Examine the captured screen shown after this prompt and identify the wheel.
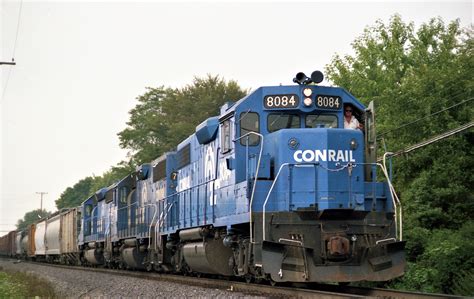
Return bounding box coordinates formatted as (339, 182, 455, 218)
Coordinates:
(269, 278, 278, 286)
(338, 282, 350, 286)
(245, 275, 253, 284)
(145, 263, 153, 272)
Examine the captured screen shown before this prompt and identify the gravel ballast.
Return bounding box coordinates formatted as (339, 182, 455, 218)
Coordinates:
(0, 259, 262, 298)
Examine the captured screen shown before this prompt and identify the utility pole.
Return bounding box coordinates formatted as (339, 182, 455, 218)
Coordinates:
(0, 61, 16, 65)
(36, 192, 47, 210)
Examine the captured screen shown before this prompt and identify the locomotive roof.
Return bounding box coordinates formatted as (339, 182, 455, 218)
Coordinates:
(231, 84, 365, 112)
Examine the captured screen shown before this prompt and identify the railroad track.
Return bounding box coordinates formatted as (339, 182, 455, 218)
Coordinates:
(3, 258, 464, 298)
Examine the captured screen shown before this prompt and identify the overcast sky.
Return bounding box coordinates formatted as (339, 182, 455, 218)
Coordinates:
(0, 0, 472, 234)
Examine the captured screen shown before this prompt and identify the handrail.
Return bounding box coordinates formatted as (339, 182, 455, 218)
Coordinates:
(263, 162, 350, 241)
(356, 159, 402, 241)
(145, 203, 157, 249)
(104, 208, 111, 239)
(90, 206, 98, 236)
(116, 200, 139, 212)
(233, 131, 264, 244)
(261, 160, 402, 242)
(381, 152, 402, 241)
(154, 201, 174, 250)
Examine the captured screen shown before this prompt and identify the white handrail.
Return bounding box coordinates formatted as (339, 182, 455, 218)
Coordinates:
(233, 131, 264, 244)
(261, 160, 401, 242)
(380, 152, 403, 241)
(154, 201, 174, 250)
(145, 203, 158, 249)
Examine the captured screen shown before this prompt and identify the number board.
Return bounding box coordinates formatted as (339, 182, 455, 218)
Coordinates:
(315, 95, 341, 110)
(263, 94, 299, 109)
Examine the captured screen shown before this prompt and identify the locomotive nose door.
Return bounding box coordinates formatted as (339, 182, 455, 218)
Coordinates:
(289, 164, 317, 211)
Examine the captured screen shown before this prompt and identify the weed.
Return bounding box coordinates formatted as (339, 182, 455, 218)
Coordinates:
(0, 269, 56, 298)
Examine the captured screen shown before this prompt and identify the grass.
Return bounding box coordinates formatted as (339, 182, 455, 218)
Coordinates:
(0, 266, 56, 298)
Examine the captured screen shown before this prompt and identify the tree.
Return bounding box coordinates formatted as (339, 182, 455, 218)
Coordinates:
(55, 161, 135, 210)
(118, 75, 247, 164)
(326, 15, 473, 227)
(87, 161, 135, 195)
(16, 209, 51, 231)
(325, 15, 473, 295)
(55, 75, 245, 211)
(55, 176, 99, 209)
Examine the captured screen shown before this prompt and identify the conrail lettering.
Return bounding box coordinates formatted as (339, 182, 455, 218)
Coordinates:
(293, 149, 355, 163)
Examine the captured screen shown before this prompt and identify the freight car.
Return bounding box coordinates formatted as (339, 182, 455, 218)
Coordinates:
(0, 209, 81, 263)
(0, 231, 16, 257)
(4, 71, 406, 284)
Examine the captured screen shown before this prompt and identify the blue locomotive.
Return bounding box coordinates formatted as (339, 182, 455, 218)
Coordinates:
(77, 71, 405, 283)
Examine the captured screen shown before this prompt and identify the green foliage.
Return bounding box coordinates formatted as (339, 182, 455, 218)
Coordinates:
(392, 221, 474, 295)
(53, 75, 245, 211)
(0, 267, 56, 298)
(87, 161, 135, 194)
(118, 74, 247, 164)
(55, 176, 98, 209)
(326, 15, 473, 295)
(0, 271, 26, 298)
(55, 161, 135, 210)
(16, 209, 51, 230)
(452, 269, 474, 296)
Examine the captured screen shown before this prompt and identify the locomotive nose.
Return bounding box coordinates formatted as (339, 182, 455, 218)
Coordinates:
(263, 128, 364, 212)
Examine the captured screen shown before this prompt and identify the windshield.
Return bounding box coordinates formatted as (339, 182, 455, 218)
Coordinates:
(305, 114, 338, 128)
(267, 113, 300, 132)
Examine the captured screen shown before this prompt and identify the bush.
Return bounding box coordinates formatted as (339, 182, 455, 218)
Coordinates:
(391, 221, 474, 295)
(0, 267, 56, 298)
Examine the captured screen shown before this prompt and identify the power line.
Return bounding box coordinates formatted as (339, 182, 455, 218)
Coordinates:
(12, 0, 24, 60)
(378, 97, 473, 138)
(402, 80, 472, 108)
(378, 121, 474, 161)
(1, 0, 23, 101)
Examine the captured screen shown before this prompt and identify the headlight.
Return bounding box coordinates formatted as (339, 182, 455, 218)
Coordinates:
(350, 138, 358, 150)
(303, 97, 313, 107)
(303, 88, 312, 97)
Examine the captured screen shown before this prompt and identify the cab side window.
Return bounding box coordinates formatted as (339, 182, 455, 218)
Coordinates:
(220, 119, 232, 153)
(119, 186, 129, 205)
(240, 112, 260, 146)
(85, 204, 92, 216)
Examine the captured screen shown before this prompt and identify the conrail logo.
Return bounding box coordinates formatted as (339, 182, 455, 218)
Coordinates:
(293, 149, 356, 163)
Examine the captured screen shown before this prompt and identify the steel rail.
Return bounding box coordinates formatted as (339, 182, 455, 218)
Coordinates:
(1, 258, 463, 299)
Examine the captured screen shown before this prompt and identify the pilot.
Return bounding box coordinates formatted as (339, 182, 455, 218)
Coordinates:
(344, 105, 363, 130)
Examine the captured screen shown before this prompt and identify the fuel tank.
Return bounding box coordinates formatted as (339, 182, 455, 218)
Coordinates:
(182, 238, 233, 276)
(84, 248, 104, 265)
(122, 247, 146, 269)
